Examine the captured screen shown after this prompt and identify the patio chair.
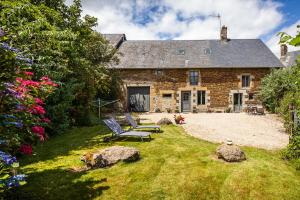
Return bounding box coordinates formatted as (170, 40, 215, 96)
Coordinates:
(125, 113, 160, 133)
(103, 118, 151, 141)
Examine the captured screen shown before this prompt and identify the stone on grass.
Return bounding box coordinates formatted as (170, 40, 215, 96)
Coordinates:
(216, 144, 246, 162)
(81, 146, 140, 168)
(157, 118, 173, 125)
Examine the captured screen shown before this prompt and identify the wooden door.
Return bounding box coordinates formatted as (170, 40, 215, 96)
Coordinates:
(127, 87, 150, 112)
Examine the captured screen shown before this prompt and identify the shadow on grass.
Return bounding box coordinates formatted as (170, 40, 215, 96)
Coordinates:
(21, 124, 159, 165)
(21, 125, 112, 165)
(4, 168, 109, 200)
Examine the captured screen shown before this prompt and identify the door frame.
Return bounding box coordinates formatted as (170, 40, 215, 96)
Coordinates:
(233, 93, 243, 112)
(181, 91, 191, 112)
(127, 86, 150, 112)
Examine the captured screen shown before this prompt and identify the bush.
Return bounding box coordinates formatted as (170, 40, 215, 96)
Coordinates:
(260, 58, 300, 164)
(259, 65, 300, 113)
(0, 71, 57, 153)
(278, 91, 300, 132)
(283, 136, 300, 159)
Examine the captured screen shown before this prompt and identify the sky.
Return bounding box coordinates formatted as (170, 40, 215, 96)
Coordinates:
(66, 0, 300, 57)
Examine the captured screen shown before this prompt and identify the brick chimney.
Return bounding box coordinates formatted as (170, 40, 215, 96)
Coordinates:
(220, 25, 228, 41)
(280, 44, 288, 58)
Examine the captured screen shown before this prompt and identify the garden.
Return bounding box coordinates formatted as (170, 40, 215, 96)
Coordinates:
(0, 0, 300, 199)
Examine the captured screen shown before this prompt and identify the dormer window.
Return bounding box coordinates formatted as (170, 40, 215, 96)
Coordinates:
(204, 48, 211, 55)
(242, 75, 250, 88)
(178, 49, 185, 55)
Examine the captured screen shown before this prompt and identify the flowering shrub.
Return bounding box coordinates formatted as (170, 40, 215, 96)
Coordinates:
(0, 70, 57, 154)
(174, 114, 185, 124)
(0, 150, 26, 191)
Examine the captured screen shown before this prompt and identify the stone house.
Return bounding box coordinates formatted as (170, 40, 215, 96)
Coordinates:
(104, 26, 283, 113)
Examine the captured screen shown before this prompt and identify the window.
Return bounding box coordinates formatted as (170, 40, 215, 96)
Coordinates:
(189, 71, 199, 85)
(242, 75, 250, 88)
(204, 48, 211, 55)
(162, 94, 172, 98)
(249, 93, 254, 100)
(197, 90, 206, 105)
(178, 49, 185, 55)
(154, 69, 163, 76)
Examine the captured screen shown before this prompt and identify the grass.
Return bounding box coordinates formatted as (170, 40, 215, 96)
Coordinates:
(5, 124, 300, 200)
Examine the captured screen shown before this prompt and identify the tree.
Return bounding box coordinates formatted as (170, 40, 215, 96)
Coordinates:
(0, 0, 119, 133)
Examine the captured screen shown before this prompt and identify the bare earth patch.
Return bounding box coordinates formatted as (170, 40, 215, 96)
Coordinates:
(140, 113, 289, 150)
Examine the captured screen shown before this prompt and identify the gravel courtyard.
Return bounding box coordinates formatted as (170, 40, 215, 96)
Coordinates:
(140, 113, 289, 150)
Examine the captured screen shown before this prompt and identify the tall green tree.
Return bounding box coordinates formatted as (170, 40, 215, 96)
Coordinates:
(0, 0, 119, 133)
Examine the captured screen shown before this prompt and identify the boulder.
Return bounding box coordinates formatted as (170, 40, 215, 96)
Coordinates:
(157, 118, 173, 125)
(216, 144, 246, 162)
(81, 146, 140, 168)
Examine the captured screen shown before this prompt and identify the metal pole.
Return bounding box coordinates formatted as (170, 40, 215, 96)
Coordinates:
(98, 98, 101, 119)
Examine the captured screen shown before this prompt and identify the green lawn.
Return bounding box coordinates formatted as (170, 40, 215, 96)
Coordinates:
(6, 124, 300, 200)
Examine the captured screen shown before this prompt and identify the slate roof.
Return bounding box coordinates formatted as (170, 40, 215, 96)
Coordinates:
(282, 50, 300, 67)
(103, 34, 126, 48)
(112, 39, 283, 69)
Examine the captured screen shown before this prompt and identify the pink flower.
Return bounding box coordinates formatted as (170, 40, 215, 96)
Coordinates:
(41, 81, 58, 87)
(40, 76, 50, 81)
(21, 80, 40, 87)
(24, 71, 34, 76)
(41, 118, 51, 123)
(29, 105, 46, 115)
(16, 77, 23, 83)
(19, 144, 33, 155)
(40, 76, 58, 87)
(34, 98, 44, 105)
(31, 126, 45, 141)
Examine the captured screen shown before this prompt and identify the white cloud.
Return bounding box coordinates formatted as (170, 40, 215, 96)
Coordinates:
(266, 20, 300, 57)
(76, 0, 284, 39)
(66, 0, 298, 54)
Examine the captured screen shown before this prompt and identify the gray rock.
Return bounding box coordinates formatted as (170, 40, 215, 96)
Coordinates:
(81, 146, 140, 168)
(216, 144, 246, 162)
(157, 118, 173, 125)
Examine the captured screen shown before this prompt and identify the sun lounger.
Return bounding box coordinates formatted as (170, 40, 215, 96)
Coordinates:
(125, 113, 160, 132)
(103, 118, 151, 141)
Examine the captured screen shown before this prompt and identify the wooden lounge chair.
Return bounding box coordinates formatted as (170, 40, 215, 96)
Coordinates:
(125, 113, 160, 133)
(103, 118, 151, 141)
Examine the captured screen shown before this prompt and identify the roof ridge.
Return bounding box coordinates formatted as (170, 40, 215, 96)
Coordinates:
(122, 39, 261, 42)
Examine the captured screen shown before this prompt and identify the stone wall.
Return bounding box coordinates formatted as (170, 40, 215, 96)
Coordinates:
(118, 68, 271, 112)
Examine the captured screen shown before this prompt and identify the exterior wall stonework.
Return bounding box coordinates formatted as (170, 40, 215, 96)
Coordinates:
(119, 68, 271, 112)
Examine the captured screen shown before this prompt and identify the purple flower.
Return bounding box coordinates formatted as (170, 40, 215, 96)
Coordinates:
(16, 104, 26, 110)
(4, 174, 27, 188)
(1, 114, 17, 119)
(0, 151, 17, 165)
(0, 42, 33, 64)
(4, 88, 23, 99)
(12, 174, 27, 181)
(0, 28, 5, 37)
(2, 121, 23, 128)
(3, 82, 14, 88)
(6, 179, 20, 187)
(15, 55, 33, 64)
(0, 140, 7, 145)
(0, 42, 20, 53)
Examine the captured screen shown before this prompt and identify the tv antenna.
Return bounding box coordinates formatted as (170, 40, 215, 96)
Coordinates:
(209, 13, 222, 33)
